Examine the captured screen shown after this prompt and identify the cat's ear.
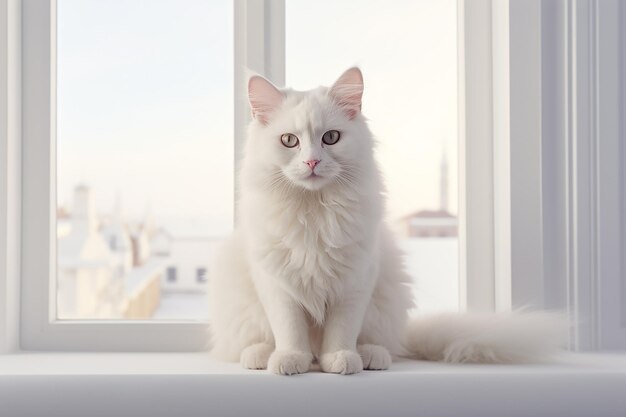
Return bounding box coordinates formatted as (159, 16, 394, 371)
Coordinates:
(248, 75, 284, 125)
(329, 67, 364, 120)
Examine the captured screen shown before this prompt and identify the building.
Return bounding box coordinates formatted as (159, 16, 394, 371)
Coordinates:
(57, 185, 122, 318)
(149, 220, 219, 320)
(99, 195, 133, 277)
(398, 148, 458, 238)
(150, 222, 220, 293)
(400, 209, 457, 238)
(57, 185, 162, 319)
(121, 258, 163, 319)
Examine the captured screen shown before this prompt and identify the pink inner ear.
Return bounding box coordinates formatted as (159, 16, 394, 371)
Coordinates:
(248, 76, 284, 125)
(329, 67, 364, 120)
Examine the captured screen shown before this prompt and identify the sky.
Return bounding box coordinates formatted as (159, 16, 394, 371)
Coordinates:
(56, 0, 234, 235)
(286, 0, 458, 221)
(57, 0, 457, 237)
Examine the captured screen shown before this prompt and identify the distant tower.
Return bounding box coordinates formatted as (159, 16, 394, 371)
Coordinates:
(439, 146, 449, 212)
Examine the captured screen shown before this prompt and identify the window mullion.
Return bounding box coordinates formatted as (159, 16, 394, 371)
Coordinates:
(459, 0, 545, 313)
(498, 0, 544, 310)
(20, 0, 56, 350)
(458, 0, 497, 312)
(0, 0, 21, 354)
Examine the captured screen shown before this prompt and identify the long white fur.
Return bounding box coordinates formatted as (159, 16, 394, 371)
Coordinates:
(209, 68, 565, 375)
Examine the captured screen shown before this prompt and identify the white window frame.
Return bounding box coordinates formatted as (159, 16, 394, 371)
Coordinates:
(458, 0, 545, 313)
(2, 0, 624, 353)
(459, 0, 626, 350)
(15, 0, 285, 352)
(0, 0, 21, 354)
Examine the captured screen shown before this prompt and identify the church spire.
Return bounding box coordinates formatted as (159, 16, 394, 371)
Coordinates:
(439, 145, 449, 212)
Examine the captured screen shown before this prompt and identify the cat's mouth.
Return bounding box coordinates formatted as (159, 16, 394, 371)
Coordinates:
(295, 171, 330, 190)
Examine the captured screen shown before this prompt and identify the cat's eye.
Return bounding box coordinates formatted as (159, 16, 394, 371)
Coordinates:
(280, 133, 299, 148)
(322, 130, 341, 145)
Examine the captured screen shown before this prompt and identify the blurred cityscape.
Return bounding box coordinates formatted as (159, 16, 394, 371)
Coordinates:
(56, 150, 458, 319)
(394, 150, 457, 239)
(56, 185, 219, 320)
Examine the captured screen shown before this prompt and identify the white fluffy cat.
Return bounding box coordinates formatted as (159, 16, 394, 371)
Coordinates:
(209, 67, 564, 375)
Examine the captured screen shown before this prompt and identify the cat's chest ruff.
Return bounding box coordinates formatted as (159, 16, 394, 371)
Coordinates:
(267, 197, 362, 272)
(258, 193, 367, 317)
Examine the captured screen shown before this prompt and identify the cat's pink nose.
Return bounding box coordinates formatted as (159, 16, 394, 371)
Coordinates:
(305, 159, 320, 170)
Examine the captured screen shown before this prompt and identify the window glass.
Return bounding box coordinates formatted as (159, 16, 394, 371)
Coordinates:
(55, 0, 232, 320)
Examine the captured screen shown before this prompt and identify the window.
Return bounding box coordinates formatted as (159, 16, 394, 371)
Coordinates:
(196, 268, 208, 283)
(286, 0, 459, 313)
(19, 0, 461, 350)
(13, 0, 625, 352)
(54, 0, 233, 321)
(20, 0, 231, 350)
(166, 267, 177, 283)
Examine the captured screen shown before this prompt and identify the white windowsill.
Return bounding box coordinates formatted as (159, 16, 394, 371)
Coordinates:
(1, 352, 625, 417)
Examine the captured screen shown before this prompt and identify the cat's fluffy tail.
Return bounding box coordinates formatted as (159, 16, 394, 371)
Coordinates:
(404, 311, 567, 363)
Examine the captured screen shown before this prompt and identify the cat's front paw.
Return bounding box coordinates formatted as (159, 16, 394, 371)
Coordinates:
(320, 350, 363, 375)
(240, 343, 274, 370)
(358, 344, 391, 370)
(267, 350, 313, 375)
